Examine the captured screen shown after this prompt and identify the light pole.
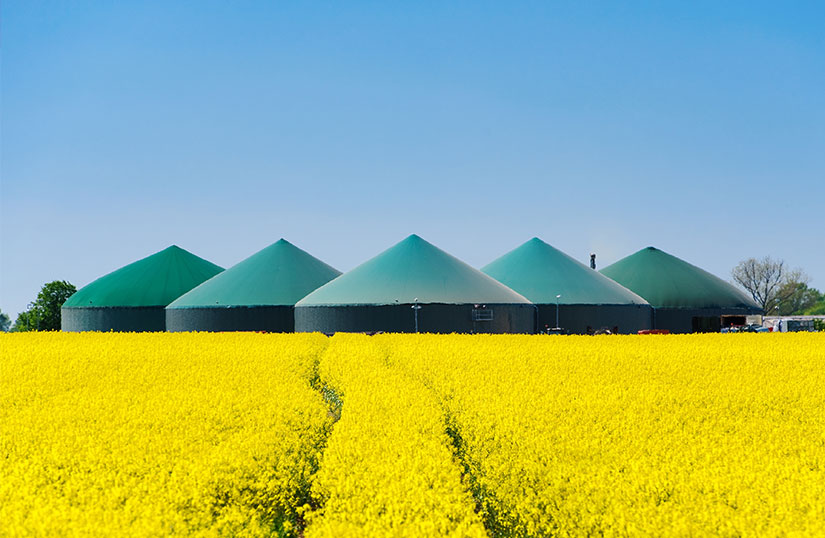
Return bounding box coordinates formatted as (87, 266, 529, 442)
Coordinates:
(555, 294, 561, 329)
(412, 298, 422, 333)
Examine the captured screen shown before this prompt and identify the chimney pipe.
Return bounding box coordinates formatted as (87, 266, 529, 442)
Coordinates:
(590, 253, 596, 270)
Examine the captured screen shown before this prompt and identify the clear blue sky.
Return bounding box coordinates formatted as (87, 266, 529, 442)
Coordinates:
(2, 1, 823, 318)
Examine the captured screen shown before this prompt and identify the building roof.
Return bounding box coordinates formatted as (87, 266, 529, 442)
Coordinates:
(599, 246, 761, 310)
(167, 239, 341, 308)
(63, 246, 224, 308)
(296, 234, 531, 306)
(481, 238, 649, 305)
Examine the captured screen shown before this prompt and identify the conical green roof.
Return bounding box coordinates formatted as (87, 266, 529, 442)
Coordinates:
(296, 234, 531, 306)
(481, 238, 649, 305)
(63, 246, 224, 308)
(600, 247, 761, 310)
(167, 239, 341, 308)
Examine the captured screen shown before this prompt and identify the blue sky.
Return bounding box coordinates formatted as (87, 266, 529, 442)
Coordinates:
(2, 1, 823, 318)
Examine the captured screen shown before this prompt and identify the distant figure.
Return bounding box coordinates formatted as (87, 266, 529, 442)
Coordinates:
(590, 253, 596, 270)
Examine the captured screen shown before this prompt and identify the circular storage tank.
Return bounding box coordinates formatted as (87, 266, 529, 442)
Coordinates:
(61, 245, 224, 332)
(295, 234, 535, 334)
(482, 238, 652, 334)
(166, 239, 341, 332)
(600, 246, 762, 333)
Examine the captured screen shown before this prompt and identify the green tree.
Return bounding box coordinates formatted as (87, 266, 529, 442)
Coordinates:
(11, 310, 35, 332)
(776, 282, 823, 315)
(12, 280, 77, 331)
(803, 299, 825, 316)
(0, 309, 11, 332)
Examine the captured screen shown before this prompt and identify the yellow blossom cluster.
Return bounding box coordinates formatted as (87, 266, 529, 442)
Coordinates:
(377, 333, 825, 537)
(1, 332, 332, 537)
(2, 332, 824, 537)
(305, 334, 486, 538)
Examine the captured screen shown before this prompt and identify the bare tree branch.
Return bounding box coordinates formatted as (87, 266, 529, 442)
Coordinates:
(731, 257, 809, 313)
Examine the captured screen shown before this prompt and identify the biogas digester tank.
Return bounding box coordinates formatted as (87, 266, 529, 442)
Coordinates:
(61, 245, 223, 332)
(166, 239, 341, 332)
(600, 246, 762, 333)
(482, 238, 653, 334)
(295, 234, 535, 334)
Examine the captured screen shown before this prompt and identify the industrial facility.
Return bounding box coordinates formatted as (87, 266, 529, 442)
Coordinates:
(482, 238, 653, 334)
(59, 239, 765, 334)
(600, 247, 763, 333)
(61, 246, 223, 332)
(294, 234, 535, 334)
(166, 239, 341, 332)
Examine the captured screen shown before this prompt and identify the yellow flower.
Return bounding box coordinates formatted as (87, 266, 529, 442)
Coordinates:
(3, 331, 823, 537)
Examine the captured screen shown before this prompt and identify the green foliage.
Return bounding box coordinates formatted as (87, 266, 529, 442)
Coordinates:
(814, 319, 825, 332)
(777, 283, 823, 315)
(12, 280, 77, 332)
(0, 310, 11, 332)
(11, 311, 35, 332)
(803, 299, 825, 316)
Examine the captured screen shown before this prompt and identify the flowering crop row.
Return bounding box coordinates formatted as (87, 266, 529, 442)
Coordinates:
(3, 332, 823, 537)
(379, 333, 825, 537)
(1, 332, 332, 537)
(305, 334, 486, 537)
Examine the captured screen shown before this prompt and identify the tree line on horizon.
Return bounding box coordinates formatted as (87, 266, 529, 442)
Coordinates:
(1, 258, 823, 332)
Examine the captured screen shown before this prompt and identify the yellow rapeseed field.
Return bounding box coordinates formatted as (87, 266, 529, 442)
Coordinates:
(1, 332, 332, 537)
(306, 334, 486, 537)
(2, 332, 823, 537)
(378, 333, 825, 537)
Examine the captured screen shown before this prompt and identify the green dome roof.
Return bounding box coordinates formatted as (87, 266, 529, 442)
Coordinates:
(167, 239, 341, 308)
(600, 247, 761, 310)
(63, 246, 224, 308)
(296, 234, 531, 306)
(481, 238, 649, 305)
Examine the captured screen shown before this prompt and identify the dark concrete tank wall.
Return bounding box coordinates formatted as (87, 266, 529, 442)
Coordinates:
(61, 307, 166, 332)
(536, 304, 653, 334)
(295, 303, 536, 334)
(652, 307, 762, 334)
(166, 306, 294, 332)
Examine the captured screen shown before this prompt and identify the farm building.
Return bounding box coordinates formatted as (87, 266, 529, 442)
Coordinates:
(294, 234, 535, 334)
(166, 239, 341, 332)
(481, 238, 653, 334)
(600, 247, 763, 333)
(61, 245, 223, 332)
